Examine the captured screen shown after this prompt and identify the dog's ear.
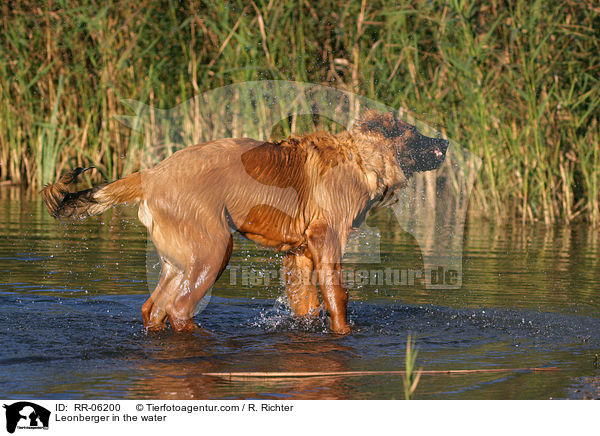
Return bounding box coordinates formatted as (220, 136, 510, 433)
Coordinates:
(358, 111, 409, 138)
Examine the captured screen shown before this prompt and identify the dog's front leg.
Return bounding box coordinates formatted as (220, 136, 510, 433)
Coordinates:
(306, 220, 350, 334)
(283, 248, 320, 317)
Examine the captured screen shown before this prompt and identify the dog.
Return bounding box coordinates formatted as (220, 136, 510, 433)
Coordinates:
(42, 111, 448, 334)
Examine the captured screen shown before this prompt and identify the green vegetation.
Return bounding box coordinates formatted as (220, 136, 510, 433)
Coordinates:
(402, 334, 422, 400)
(1, 0, 598, 224)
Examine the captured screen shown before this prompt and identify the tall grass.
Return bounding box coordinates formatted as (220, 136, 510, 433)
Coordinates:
(0, 0, 598, 224)
(402, 334, 422, 400)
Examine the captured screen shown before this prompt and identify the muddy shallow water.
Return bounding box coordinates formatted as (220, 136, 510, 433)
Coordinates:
(1, 189, 599, 399)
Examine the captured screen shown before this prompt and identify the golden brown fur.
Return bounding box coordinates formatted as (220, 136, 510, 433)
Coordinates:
(42, 168, 142, 218)
(42, 111, 448, 333)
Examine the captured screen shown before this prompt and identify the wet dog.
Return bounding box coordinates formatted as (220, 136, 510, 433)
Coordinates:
(42, 111, 448, 334)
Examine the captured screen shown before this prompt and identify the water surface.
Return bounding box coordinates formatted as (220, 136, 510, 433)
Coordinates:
(1, 188, 599, 399)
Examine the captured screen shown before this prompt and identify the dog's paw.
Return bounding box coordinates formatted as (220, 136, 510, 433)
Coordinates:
(169, 318, 200, 332)
(331, 324, 351, 335)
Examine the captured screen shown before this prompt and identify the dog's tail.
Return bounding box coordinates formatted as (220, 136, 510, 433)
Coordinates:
(42, 167, 143, 219)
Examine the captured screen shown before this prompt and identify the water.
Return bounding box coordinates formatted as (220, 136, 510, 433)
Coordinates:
(1, 188, 599, 399)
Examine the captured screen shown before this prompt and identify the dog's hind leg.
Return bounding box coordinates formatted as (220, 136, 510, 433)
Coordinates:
(165, 233, 234, 332)
(142, 259, 183, 331)
(283, 248, 320, 316)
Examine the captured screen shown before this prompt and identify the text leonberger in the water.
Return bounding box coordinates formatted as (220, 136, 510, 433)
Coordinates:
(42, 111, 448, 334)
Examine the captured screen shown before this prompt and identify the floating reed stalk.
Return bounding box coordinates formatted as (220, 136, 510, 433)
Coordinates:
(200, 367, 562, 379)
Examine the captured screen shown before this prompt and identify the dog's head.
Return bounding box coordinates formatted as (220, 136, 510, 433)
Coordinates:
(358, 111, 448, 177)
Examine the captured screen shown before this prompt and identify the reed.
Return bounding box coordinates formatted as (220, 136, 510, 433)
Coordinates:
(0, 0, 598, 224)
(402, 334, 422, 400)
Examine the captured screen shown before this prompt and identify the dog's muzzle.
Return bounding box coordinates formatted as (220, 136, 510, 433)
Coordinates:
(413, 137, 449, 172)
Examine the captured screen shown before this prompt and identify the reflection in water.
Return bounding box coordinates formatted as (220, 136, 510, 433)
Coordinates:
(133, 330, 353, 399)
(0, 188, 599, 399)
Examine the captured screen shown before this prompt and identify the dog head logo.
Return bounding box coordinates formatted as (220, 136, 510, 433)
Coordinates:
(3, 402, 50, 434)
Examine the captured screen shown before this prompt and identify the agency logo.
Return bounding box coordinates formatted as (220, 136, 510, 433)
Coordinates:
(3, 402, 50, 434)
